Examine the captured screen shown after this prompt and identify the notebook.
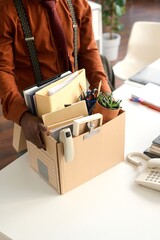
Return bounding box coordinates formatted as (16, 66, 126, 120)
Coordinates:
(131, 82, 160, 110)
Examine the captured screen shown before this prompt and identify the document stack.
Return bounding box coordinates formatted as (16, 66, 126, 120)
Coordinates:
(144, 135, 160, 158)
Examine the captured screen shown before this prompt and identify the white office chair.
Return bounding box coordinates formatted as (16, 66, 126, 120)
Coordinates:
(113, 21, 160, 82)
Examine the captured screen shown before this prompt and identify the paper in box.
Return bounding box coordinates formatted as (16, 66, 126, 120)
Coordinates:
(27, 110, 125, 194)
(42, 100, 88, 127)
(35, 69, 87, 118)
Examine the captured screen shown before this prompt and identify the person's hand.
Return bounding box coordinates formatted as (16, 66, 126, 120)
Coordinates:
(20, 111, 50, 150)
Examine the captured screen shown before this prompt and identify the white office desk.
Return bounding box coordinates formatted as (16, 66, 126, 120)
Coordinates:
(1, 83, 160, 240)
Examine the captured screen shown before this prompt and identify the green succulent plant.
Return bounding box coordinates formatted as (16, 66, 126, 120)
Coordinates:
(98, 92, 122, 109)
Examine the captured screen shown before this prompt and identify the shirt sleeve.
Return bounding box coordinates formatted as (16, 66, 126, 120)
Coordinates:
(72, 0, 111, 93)
(0, 3, 28, 124)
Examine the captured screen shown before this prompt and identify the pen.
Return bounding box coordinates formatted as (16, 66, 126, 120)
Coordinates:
(129, 98, 160, 112)
(97, 80, 102, 97)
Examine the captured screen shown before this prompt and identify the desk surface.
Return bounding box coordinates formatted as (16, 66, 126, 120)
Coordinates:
(1, 83, 160, 240)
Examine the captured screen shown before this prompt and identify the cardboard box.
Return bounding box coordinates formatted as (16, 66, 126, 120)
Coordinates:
(13, 123, 27, 152)
(27, 110, 125, 194)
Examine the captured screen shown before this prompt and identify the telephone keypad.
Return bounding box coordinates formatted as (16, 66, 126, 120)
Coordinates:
(145, 170, 160, 182)
(136, 168, 160, 191)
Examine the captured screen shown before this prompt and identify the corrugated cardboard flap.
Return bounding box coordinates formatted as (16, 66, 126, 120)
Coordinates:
(13, 123, 27, 152)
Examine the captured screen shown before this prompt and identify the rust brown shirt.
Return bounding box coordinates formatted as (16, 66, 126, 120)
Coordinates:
(0, 0, 111, 124)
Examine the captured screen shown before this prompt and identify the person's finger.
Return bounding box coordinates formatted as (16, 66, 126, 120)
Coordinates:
(39, 123, 50, 136)
(33, 131, 46, 150)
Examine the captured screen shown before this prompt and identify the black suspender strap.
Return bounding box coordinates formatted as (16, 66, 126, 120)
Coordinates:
(13, 0, 43, 86)
(13, 0, 78, 83)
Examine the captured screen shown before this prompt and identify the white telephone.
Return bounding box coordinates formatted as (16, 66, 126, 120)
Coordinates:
(135, 158, 160, 191)
(126, 153, 160, 191)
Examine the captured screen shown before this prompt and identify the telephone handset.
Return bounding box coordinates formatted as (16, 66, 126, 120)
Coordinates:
(136, 158, 160, 191)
